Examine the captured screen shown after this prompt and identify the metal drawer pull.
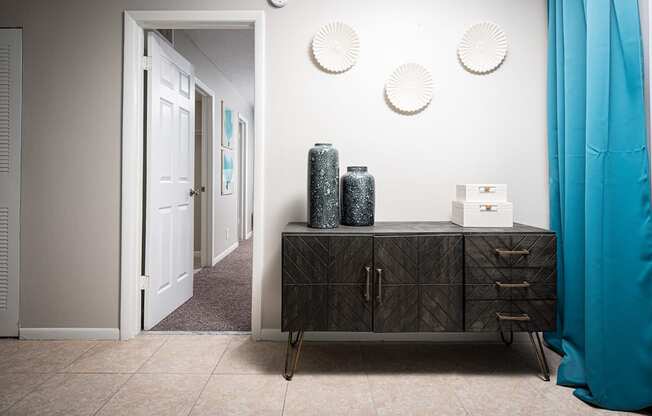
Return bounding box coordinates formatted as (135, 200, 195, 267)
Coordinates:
(495, 248, 530, 256)
(479, 186, 496, 193)
(495, 281, 530, 289)
(376, 268, 383, 304)
(496, 312, 531, 322)
(364, 267, 371, 302)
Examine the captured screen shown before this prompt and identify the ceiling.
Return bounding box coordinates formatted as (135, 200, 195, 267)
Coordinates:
(182, 29, 255, 107)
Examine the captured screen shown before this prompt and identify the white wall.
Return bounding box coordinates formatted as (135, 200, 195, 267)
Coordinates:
(0, 0, 547, 333)
(174, 30, 254, 262)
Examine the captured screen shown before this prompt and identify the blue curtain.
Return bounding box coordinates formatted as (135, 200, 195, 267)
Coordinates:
(546, 0, 652, 411)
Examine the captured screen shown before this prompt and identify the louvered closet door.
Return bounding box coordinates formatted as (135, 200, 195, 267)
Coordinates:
(0, 30, 21, 337)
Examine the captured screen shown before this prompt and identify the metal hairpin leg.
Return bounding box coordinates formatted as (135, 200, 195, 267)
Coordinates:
(528, 331, 551, 381)
(500, 329, 514, 346)
(283, 330, 304, 381)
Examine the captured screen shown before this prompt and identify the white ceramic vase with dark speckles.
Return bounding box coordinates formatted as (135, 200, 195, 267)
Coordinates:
(341, 166, 375, 226)
(308, 143, 340, 229)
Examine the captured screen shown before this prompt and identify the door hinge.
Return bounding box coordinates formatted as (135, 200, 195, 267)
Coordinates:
(142, 56, 152, 71)
(139, 275, 149, 290)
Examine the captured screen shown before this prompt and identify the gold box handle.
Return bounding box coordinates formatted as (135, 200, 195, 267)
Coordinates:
(495, 248, 530, 256)
(495, 281, 530, 289)
(479, 186, 496, 193)
(496, 312, 531, 322)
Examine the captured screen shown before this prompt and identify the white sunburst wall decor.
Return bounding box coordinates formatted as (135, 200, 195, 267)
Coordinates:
(312, 22, 360, 73)
(458, 22, 508, 74)
(385, 63, 434, 114)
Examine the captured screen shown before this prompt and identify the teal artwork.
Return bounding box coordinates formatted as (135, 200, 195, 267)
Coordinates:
(221, 101, 236, 149)
(221, 150, 234, 195)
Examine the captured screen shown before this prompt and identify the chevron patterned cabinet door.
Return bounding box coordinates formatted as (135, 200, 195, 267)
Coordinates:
(282, 284, 328, 331)
(329, 236, 373, 284)
(374, 236, 418, 284)
(328, 284, 372, 331)
(417, 235, 463, 284)
(374, 285, 419, 332)
(282, 235, 329, 284)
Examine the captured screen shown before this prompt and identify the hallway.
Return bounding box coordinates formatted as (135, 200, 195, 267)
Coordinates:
(152, 239, 252, 332)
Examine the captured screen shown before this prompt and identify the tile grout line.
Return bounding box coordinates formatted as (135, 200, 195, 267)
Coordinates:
(280, 378, 290, 416)
(188, 336, 235, 415)
(90, 373, 137, 416)
(185, 374, 213, 416)
(360, 345, 380, 416)
(210, 335, 235, 375)
(133, 336, 173, 373)
(58, 340, 101, 373)
(91, 336, 171, 416)
(1, 372, 58, 414)
(1, 341, 100, 414)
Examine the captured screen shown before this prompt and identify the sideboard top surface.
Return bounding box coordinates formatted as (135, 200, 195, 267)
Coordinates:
(283, 221, 554, 235)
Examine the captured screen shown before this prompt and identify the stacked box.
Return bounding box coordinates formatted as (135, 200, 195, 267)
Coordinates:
(452, 184, 513, 227)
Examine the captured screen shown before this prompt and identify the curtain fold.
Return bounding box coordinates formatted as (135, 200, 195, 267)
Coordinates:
(546, 0, 652, 411)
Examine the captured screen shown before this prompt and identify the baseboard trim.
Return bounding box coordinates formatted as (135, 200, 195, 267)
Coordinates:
(260, 329, 531, 343)
(212, 241, 239, 266)
(20, 327, 120, 340)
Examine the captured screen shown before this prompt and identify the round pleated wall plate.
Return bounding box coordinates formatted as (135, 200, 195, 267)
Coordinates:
(385, 63, 434, 113)
(458, 22, 508, 74)
(312, 22, 360, 73)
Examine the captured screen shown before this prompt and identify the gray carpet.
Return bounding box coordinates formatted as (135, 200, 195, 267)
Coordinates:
(152, 238, 252, 331)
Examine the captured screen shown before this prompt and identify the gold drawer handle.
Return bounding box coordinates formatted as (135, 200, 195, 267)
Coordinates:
(479, 186, 496, 193)
(495, 281, 530, 289)
(496, 312, 531, 322)
(495, 249, 530, 256)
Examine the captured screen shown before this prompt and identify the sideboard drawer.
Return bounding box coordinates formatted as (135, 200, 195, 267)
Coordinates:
(509, 300, 556, 332)
(465, 300, 512, 332)
(465, 299, 556, 332)
(465, 234, 556, 268)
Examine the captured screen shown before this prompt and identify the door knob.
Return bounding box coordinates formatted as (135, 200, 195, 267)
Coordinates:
(190, 188, 199, 197)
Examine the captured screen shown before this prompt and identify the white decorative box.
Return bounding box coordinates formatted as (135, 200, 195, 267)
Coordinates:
(456, 184, 508, 202)
(452, 201, 513, 228)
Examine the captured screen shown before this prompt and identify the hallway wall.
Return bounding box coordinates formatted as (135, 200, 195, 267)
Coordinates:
(174, 30, 254, 264)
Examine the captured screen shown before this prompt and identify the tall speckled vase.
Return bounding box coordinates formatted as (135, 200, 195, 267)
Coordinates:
(342, 166, 375, 226)
(308, 143, 340, 228)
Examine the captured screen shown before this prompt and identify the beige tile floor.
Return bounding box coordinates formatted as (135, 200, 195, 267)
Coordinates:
(0, 334, 647, 416)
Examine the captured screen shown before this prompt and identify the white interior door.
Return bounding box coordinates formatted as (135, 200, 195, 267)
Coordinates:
(144, 32, 195, 329)
(0, 30, 21, 337)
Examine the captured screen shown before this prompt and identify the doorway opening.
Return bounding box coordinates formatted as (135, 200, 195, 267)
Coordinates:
(146, 28, 255, 332)
(120, 11, 265, 340)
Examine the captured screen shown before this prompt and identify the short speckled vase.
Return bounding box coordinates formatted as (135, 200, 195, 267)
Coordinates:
(341, 166, 375, 226)
(308, 143, 340, 228)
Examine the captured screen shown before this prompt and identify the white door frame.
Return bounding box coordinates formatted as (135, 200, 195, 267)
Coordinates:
(194, 78, 214, 267)
(120, 10, 266, 340)
(238, 114, 249, 241)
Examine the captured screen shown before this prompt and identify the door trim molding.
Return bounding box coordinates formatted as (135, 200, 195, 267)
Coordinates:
(20, 328, 120, 340)
(120, 10, 266, 340)
(238, 114, 249, 241)
(195, 77, 215, 268)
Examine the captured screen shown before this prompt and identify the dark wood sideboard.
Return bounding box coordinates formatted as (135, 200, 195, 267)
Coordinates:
(281, 221, 556, 381)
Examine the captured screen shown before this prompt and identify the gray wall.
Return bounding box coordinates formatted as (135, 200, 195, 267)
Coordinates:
(174, 30, 253, 263)
(0, 0, 548, 332)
